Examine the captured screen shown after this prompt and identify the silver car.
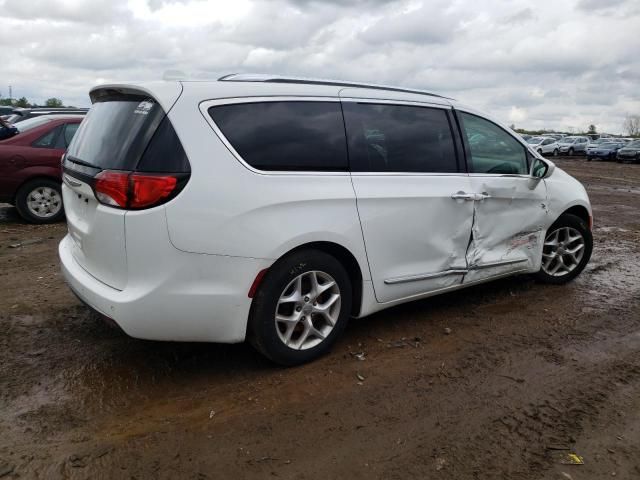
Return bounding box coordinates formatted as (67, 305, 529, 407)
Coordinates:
(557, 136, 590, 155)
(527, 136, 559, 156)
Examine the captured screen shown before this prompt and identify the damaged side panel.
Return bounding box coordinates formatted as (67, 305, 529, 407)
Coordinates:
(352, 175, 474, 303)
(463, 176, 548, 283)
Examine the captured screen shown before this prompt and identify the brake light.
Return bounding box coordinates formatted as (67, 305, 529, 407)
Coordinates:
(94, 170, 179, 210)
(130, 174, 177, 208)
(95, 171, 129, 207)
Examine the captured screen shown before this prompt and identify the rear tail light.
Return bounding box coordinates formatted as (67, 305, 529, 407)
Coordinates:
(130, 174, 177, 208)
(95, 171, 129, 207)
(94, 170, 181, 210)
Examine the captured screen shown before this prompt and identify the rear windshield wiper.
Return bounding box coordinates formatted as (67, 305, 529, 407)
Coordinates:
(65, 155, 100, 170)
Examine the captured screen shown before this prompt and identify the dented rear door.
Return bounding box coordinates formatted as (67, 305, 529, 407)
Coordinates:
(341, 97, 473, 303)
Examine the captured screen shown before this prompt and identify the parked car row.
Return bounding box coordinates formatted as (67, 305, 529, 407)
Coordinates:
(525, 135, 592, 157)
(521, 132, 640, 161)
(1, 107, 88, 124)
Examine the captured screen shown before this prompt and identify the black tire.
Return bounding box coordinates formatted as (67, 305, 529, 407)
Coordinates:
(15, 178, 65, 224)
(248, 249, 352, 366)
(587, 156, 593, 162)
(537, 149, 543, 155)
(568, 148, 574, 156)
(534, 213, 592, 285)
(553, 149, 559, 157)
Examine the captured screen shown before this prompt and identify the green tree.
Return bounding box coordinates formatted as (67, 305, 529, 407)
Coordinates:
(587, 124, 597, 135)
(45, 97, 63, 107)
(15, 97, 30, 108)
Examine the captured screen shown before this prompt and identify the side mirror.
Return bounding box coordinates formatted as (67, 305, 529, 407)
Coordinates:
(531, 158, 548, 178)
(528, 157, 555, 189)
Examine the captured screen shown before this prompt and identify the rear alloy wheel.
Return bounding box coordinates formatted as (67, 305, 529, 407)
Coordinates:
(15, 179, 65, 224)
(568, 148, 575, 156)
(534, 213, 592, 284)
(249, 249, 352, 366)
(553, 149, 559, 156)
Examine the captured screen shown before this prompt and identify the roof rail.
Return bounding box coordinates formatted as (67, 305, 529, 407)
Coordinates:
(218, 73, 451, 100)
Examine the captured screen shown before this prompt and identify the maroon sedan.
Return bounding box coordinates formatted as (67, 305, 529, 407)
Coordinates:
(0, 115, 83, 223)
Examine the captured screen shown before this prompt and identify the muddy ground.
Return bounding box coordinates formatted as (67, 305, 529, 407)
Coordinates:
(1, 157, 639, 480)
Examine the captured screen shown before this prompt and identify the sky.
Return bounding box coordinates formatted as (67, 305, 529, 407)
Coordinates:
(0, 0, 639, 133)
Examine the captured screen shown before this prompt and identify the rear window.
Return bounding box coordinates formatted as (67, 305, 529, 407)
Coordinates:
(209, 101, 348, 171)
(67, 96, 189, 172)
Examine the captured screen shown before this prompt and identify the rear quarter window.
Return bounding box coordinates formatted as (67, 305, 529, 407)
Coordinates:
(208, 101, 348, 171)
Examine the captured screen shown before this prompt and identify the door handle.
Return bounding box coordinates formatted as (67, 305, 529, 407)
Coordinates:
(451, 192, 492, 201)
(451, 191, 475, 201)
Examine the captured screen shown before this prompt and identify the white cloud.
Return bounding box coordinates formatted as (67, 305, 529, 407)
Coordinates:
(0, 0, 639, 133)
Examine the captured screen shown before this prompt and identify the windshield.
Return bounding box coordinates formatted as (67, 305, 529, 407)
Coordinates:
(527, 137, 543, 144)
(14, 116, 53, 133)
(626, 140, 640, 148)
(561, 138, 577, 144)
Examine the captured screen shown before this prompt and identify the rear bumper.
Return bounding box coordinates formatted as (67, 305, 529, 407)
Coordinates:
(59, 234, 270, 343)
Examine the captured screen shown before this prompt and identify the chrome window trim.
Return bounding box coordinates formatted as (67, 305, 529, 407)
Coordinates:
(339, 96, 453, 109)
(199, 96, 465, 177)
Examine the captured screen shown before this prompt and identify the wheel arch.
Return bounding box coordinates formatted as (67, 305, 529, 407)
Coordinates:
(12, 174, 62, 203)
(263, 241, 364, 317)
(561, 205, 591, 229)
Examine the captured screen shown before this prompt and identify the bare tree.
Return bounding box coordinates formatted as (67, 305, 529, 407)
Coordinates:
(623, 115, 640, 137)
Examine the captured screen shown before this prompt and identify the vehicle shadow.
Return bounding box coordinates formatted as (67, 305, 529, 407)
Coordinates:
(0, 203, 23, 224)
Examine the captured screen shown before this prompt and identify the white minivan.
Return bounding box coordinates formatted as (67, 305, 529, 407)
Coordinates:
(59, 74, 593, 365)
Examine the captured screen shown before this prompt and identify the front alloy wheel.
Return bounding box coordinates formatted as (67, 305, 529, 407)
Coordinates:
(541, 227, 585, 277)
(534, 213, 592, 284)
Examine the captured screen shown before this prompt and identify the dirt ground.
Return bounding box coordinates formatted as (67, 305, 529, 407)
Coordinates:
(1, 157, 639, 480)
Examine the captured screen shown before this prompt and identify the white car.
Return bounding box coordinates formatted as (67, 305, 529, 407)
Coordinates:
(527, 136, 560, 156)
(59, 74, 593, 365)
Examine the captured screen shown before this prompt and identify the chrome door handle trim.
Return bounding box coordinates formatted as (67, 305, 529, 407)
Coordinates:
(451, 192, 491, 201)
(451, 192, 475, 201)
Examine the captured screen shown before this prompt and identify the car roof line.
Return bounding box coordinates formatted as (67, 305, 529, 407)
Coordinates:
(217, 73, 453, 100)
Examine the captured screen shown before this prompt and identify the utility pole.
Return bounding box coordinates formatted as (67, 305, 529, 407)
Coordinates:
(8, 85, 12, 103)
